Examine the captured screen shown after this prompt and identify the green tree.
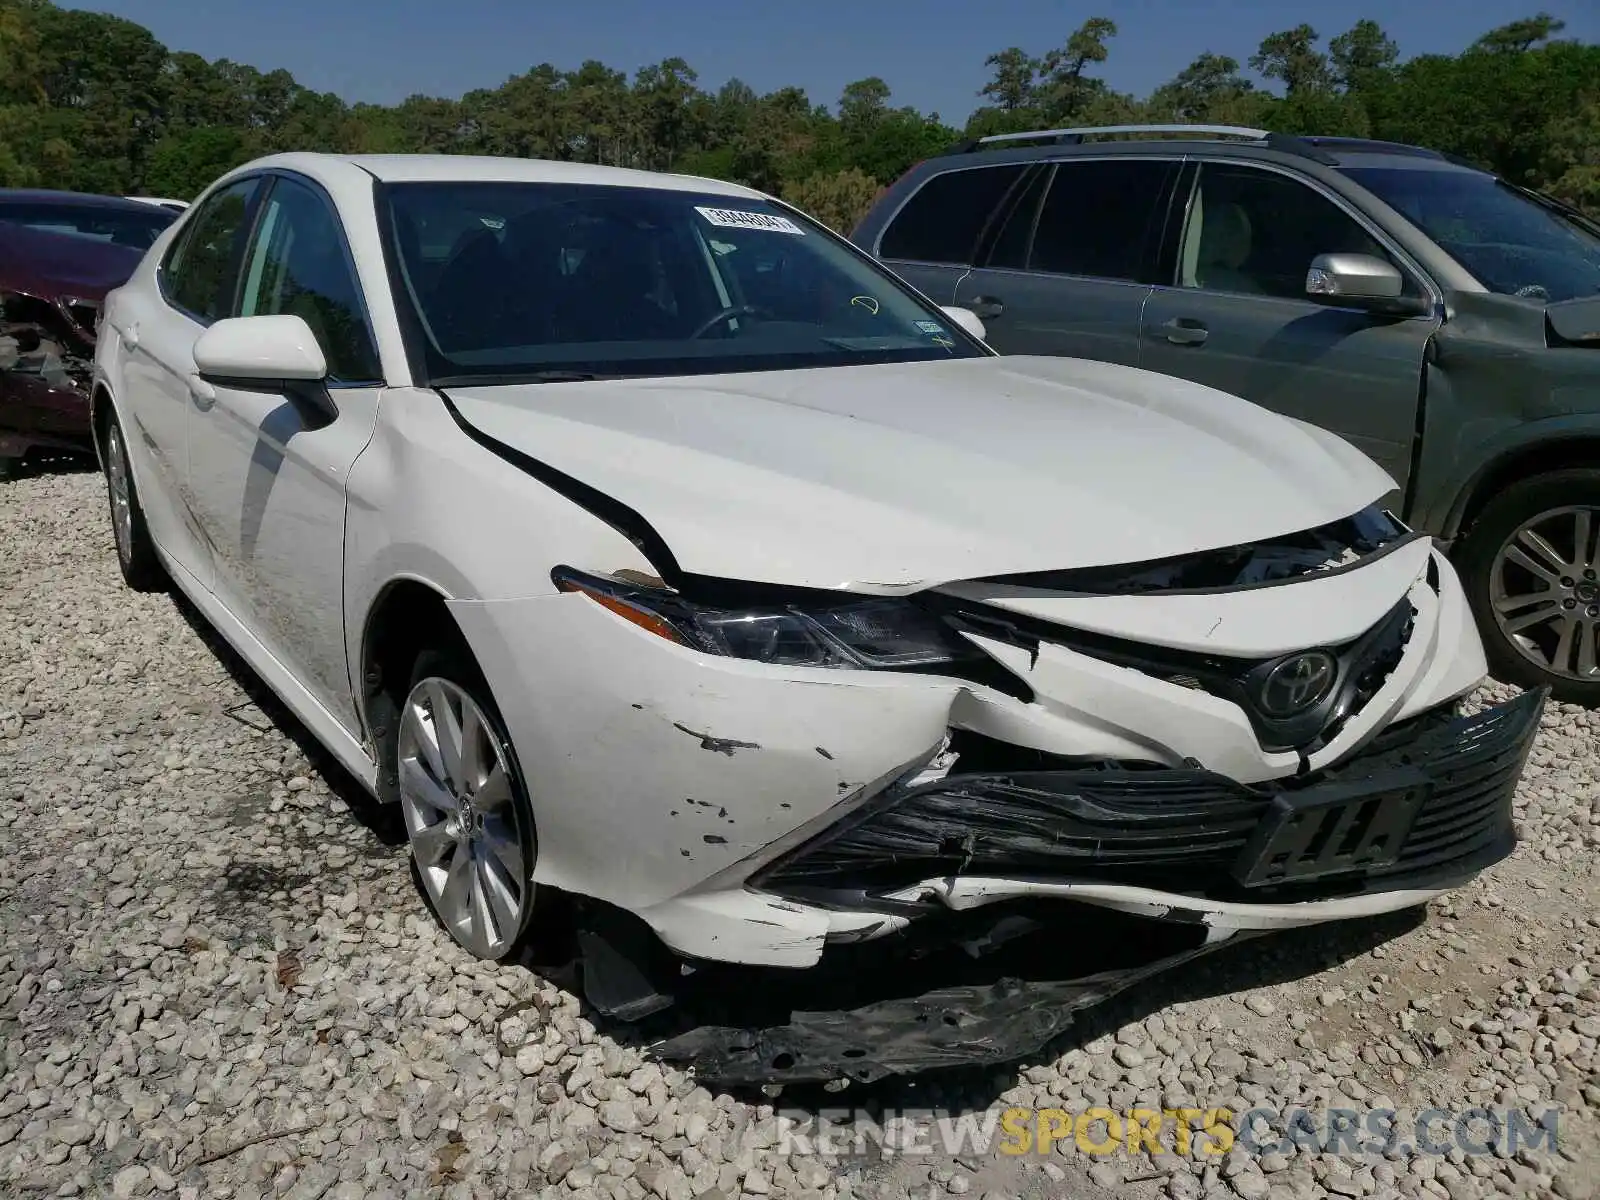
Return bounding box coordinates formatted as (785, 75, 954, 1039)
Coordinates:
(980, 48, 1038, 112)
(781, 166, 881, 233)
(1472, 13, 1566, 54)
(1148, 52, 1253, 121)
(1251, 25, 1332, 96)
(1329, 20, 1399, 92)
(1037, 17, 1118, 121)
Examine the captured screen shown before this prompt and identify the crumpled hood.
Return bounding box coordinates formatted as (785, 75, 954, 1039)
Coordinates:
(445, 354, 1395, 592)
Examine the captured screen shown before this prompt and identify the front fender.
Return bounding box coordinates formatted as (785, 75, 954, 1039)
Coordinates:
(1421, 414, 1600, 541)
(1407, 292, 1600, 537)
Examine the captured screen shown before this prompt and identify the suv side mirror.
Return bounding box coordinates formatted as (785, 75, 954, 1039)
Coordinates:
(1305, 253, 1428, 316)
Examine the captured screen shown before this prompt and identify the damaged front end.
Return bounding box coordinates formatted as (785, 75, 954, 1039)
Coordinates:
(532, 511, 1540, 1088)
(0, 216, 141, 465)
(0, 287, 99, 462)
(616, 688, 1542, 1086)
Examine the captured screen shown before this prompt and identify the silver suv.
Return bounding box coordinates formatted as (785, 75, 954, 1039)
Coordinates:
(852, 124, 1600, 704)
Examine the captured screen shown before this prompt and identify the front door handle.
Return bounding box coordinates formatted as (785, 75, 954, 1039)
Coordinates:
(187, 373, 216, 410)
(966, 295, 1005, 320)
(1158, 316, 1209, 346)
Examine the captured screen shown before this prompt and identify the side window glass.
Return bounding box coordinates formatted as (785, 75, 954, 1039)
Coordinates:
(1027, 160, 1174, 282)
(984, 167, 1049, 270)
(238, 177, 381, 382)
(1179, 164, 1415, 300)
(162, 178, 261, 322)
(877, 165, 1027, 265)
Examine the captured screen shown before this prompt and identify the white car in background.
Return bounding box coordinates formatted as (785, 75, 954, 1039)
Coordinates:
(91, 152, 1542, 1085)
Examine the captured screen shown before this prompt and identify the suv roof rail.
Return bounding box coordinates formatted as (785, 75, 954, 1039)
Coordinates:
(942, 122, 1344, 164)
(969, 123, 1273, 149)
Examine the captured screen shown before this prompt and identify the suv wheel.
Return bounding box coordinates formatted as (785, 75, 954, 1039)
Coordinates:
(1456, 468, 1600, 705)
(396, 648, 540, 960)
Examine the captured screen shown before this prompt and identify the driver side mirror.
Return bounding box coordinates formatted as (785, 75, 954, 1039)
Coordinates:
(193, 314, 338, 427)
(1305, 253, 1428, 316)
(940, 305, 987, 342)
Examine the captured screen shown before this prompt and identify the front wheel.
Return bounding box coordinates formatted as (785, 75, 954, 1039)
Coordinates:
(1455, 467, 1600, 706)
(396, 649, 540, 960)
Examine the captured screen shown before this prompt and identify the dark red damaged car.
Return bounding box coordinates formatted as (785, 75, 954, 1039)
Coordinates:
(0, 190, 179, 469)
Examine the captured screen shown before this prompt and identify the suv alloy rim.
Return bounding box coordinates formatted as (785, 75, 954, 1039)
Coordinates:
(397, 676, 530, 957)
(1490, 504, 1600, 681)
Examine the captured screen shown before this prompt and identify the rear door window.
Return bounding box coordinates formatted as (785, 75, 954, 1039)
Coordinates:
(877, 164, 1028, 265)
(1027, 159, 1176, 283)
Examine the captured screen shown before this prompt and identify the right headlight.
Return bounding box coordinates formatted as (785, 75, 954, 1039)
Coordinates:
(552, 567, 977, 670)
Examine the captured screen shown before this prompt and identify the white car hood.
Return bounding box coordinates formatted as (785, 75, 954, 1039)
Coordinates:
(444, 354, 1394, 592)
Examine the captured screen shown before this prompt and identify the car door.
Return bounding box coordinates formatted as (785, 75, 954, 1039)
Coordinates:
(112, 176, 265, 589)
(871, 162, 1035, 305)
(183, 172, 385, 736)
(951, 157, 1181, 368)
(1139, 160, 1442, 493)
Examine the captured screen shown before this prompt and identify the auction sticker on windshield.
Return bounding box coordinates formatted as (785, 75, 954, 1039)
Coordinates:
(695, 206, 805, 235)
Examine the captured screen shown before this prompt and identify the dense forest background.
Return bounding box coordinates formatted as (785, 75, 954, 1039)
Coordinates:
(0, 2, 1596, 231)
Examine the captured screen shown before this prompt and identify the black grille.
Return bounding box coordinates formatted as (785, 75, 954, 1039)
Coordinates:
(755, 689, 1546, 905)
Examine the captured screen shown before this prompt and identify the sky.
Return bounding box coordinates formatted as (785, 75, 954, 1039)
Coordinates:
(63, 0, 1600, 123)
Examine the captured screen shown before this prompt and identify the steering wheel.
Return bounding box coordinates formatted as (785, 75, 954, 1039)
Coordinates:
(690, 304, 771, 339)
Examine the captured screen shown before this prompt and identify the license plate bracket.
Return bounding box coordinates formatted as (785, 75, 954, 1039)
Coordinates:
(1233, 769, 1430, 887)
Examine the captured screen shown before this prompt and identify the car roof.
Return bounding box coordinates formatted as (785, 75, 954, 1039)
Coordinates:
(234, 152, 766, 199)
(0, 188, 180, 212)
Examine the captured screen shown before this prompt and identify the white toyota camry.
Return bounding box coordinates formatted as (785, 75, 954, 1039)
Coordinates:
(92, 153, 1543, 1084)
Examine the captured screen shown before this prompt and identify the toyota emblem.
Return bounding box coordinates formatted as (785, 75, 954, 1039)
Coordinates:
(1258, 651, 1338, 717)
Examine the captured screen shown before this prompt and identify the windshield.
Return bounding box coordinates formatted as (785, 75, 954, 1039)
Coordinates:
(380, 181, 985, 384)
(0, 201, 176, 250)
(1342, 165, 1600, 303)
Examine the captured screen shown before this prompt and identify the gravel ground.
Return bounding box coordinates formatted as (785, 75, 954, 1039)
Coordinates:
(2, 465, 1598, 1200)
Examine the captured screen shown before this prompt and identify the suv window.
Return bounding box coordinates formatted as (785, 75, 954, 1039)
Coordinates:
(238, 176, 381, 382)
(1178, 163, 1413, 300)
(877, 165, 1028, 265)
(162, 178, 262, 322)
(1027, 160, 1174, 282)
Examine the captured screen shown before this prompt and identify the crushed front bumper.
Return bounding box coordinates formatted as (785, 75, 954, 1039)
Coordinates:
(757, 687, 1546, 906)
(651, 689, 1544, 1085)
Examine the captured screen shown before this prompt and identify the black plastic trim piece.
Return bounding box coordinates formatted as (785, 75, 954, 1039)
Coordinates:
(976, 523, 1423, 597)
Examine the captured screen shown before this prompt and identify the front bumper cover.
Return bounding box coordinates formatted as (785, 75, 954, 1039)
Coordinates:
(652, 689, 1544, 1085)
(756, 687, 1545, 904)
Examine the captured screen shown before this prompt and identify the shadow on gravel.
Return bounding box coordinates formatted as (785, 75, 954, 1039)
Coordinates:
(0, 449, 97, 479)
(165, 587, 405, 849)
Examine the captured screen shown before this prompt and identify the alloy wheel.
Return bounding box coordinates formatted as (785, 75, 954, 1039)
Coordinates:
(1490, 504, 1600, 683)
(105, 423, 134, 565)
(397, 676, 531, 958)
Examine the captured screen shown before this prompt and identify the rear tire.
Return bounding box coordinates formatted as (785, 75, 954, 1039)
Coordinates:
(395, 646, 541, 960)
(102, 410, 165, 592)
(1455, 467, 1600, 706)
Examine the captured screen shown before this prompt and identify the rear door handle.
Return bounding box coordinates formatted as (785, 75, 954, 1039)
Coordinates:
(1158, 316, 1209, 346)
(120, 321, 139, 350)
(966, 295, 1005, 320)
